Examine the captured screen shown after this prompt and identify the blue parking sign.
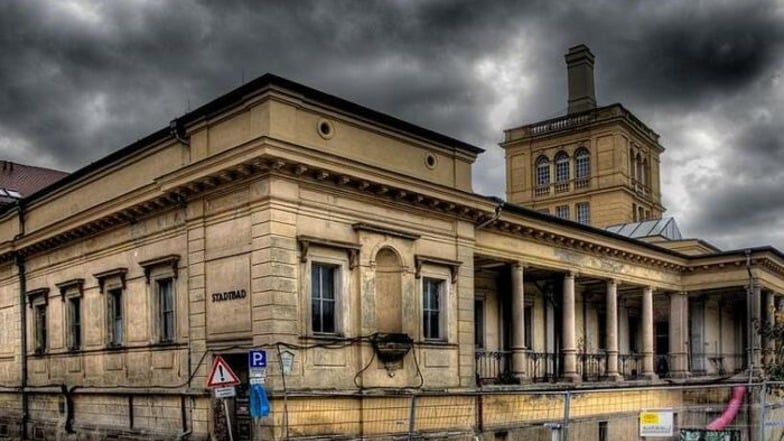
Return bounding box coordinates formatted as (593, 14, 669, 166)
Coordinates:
(249, 350, 267, 368)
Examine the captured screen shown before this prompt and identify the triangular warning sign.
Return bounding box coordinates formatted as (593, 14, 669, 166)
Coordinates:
(206, 355, 241, 388)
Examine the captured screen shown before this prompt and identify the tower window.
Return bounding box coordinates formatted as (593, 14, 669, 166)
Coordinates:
(535, 156, 550, 196)
(555, 151, 570, 193)
(556, 205, 570, 220)
(576, 202, 590, 225)
(575, 148, 590, 189)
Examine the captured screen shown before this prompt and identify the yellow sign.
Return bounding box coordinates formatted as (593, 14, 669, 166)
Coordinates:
(640, 410, 673, 437)
(640, 412, 660, 424)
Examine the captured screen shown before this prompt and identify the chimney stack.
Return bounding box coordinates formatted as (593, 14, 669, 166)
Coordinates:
(565, 45, 596, 114)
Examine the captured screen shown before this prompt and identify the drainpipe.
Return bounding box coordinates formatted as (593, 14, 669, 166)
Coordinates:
(169, 119, 190, 147)
(476, 199, 504, 229)
(745, 249, 754, 379)
(15, 199, 28, 440)
(16, 253, 28, 440)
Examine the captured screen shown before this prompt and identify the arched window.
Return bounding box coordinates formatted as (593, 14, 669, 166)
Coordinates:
(555, 152, 570, 193)
(535, 156, 550, 196)
(574, 148, 590, 189)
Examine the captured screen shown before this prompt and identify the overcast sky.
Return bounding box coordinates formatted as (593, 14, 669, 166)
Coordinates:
(1, 0, 783, 252)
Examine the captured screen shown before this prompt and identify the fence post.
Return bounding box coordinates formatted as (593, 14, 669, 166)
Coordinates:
(562, 391, 571, 441)
(760, 381, 767, 441)
(407, 395, 417, 441)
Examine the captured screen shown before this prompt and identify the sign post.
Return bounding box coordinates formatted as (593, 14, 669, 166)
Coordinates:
(206, 355, 241, 441)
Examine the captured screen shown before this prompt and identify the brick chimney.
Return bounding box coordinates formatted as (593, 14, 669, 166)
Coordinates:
(565, 45, 596, 114)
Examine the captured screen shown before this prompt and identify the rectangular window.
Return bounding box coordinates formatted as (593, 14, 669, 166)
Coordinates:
(598, 421, 608, 441)
(555, 205, 569, 220)
(524, 305, 533, 349)
(158, 278, 175, 342)
(474, 299, 484, 348)
(34, 304, 47, 353)
(423, 278, 444, 340)
(67, 297, 82, 351)
(576, 202, 590, 225)
(311, 263, 337, 334)
(108, 288, 123, 346)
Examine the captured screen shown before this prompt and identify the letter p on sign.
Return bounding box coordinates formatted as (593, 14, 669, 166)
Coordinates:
(249, 350, 267, 368)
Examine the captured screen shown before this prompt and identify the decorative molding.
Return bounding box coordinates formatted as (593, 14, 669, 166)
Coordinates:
(93, 268, 128, 294)
(55, 278, 85, 301)
(26, 287, 50, 308)
(297, 235, 361, 270)
(414, 255, 462, 284)
(352, 222, 421, 241)
(138, 255, 180, 283)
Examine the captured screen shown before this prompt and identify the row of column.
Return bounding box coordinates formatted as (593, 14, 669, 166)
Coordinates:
(509, 263, 659, 382)
(508, 264, 777, 381)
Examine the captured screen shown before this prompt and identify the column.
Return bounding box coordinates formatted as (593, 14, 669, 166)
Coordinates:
(511, 262, 528, 381)
(605, 279, 621, 380)
(751, 281, 762, 371)
(765, 291, 776, 366)
(561, 271, 580, 382)
(668, 292, 690, 377)
(641, 286, 657, 379)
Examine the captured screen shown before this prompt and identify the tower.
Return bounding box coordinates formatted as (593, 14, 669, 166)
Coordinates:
(501, 45, 665, 228)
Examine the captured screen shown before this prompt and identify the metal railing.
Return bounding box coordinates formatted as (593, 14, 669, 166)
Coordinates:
(577, 352, 607, 381)
(619, 353, 643, 379)
(527, 351, 557, 382)
(475, 350, 512, 384)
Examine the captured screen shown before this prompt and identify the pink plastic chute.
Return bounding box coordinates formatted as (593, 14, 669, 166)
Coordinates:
(706, 386, 746, 430)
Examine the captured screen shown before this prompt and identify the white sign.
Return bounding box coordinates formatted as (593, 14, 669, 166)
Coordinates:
(640, 410, 674, 437)
(213, 386, 236, 399)
(250, 377, 266, 385)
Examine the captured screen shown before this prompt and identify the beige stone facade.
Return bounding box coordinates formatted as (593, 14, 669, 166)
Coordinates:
(0, 54, 783, 441)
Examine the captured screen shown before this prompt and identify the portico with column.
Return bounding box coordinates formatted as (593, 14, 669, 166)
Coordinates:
(510, 261, 528, 382)
(604, 279, 622, 381)
(561, 271, 580, 382)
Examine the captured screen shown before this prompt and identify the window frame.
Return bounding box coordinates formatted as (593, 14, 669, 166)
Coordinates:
(555, 151, 570, 183)
(66, 295, 82, 351)
(298, 238, 354, 338)
(535, 155, 551, 196)
(575, 147, 590, 189)
(310, 261, 340, 335)
(422, 277, 447, 342)
(94, 268, 127, 348)
(26, 288, 49, 354)
(555, 205, 570, 220)
(576, 202, 590, 225)
(107, 287, 124, 347)
(139, 255, 180, 345)
(157, 277, 175, 343)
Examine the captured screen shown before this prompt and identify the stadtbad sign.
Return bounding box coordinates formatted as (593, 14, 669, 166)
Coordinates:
(640, 410, 674, 437)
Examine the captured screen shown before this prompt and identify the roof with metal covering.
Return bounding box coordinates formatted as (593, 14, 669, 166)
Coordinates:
(604, 217, 683, 240)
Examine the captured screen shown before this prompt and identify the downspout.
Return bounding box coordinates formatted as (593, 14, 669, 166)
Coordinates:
(16, 253, 28, 440)
(169, 119, 190, 147)
(476, 199, 503, 230)
(15, 199, 28, 440)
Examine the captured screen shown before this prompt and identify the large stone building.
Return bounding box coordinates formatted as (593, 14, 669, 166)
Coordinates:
(0, 46, 782, 441)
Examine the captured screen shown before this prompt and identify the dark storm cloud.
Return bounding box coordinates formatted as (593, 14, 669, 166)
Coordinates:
(1, 0, 783, 250)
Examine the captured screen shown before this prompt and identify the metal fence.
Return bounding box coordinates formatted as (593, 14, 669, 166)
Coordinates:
(259, 381, 784, 441)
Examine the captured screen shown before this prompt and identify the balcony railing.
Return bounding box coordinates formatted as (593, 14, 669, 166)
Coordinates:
(577, 352, 607, 381)
(619, 353, 643, 379)
(527, 351, 558, 382)
(475, 350, 512, 384)
(534, 178, 593, 199)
